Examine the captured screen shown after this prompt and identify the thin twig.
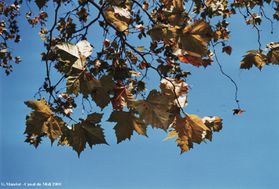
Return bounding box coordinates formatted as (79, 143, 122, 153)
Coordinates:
(211, 41, 241, 109)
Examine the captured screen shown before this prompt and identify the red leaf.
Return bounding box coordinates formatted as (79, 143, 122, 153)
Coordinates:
(111, 81, 134, 111)
(178, 54, 204, 67)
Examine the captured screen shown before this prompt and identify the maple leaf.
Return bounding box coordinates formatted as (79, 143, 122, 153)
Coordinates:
(172, 114, 212, 153)
(66, 71, 101, 96)
(69, 113, 107, 156)
(177, 53, 204, 67)
(91, 75, 115, 109)
(25, 134, 44, 148)
(71, 123, 87, 157)
(148, 20, 212, 63)
(86, 112, 103, 124)
(108, 111, 147, 143)
(240, 50, 267, 70)
(160, 0, 186, 26)
(25, 99, 52, 115)
(132, 90, 175, 130)
(173, 48, 213, 67)
(181, 20, 213, 56)
(160, 77, 188, 108)
(147, 25, 168, 42)
(104, 6, 131, 34)
(55, 40, 93, 71)
(25, 99, 65, 145)
(111, 81, 135, 111)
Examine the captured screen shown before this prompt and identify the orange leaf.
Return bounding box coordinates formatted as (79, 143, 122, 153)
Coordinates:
(178, 54, 204, 67)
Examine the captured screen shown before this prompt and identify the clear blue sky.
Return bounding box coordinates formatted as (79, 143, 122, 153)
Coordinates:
(1, 3, 279, 189)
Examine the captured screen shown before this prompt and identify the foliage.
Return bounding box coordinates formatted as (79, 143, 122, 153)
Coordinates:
(1, 0, 278, 156)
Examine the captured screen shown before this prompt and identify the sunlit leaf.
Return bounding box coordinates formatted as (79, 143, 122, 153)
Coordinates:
(132, 90, 175, 130)
(240, 50, 267, 70)
(24, 99, 65, 145)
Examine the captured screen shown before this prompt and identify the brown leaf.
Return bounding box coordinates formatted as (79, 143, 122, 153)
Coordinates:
(172, 114, 212, 154)
(35, 0, 48, 9)
(108, 111, 147, 143)
(24, 99, 65, 145)
(222, 46, 232, 55)
(233, 108, 245, 115)
(240, 50, 267, 70)
(181, 20, 213, 56)
(91, 75, 115, 109)
(202, 116, 223, 132)
(111, 82, 135, 111)
(71, 124, 87, 157)
(160, 77, 188, 107)
(104, 6, 130, 34)
(70, 115, 107, 156)
(267, 42, 279, 65)
(132, 90, 175, 130)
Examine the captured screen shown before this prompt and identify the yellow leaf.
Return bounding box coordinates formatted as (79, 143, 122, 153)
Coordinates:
(163, 130, 178, 141)
(137, 46, 145, 52)
(25, 99, 52, 115)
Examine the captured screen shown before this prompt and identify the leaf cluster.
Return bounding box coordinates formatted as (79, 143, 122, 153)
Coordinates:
(1, 0, 277, 156)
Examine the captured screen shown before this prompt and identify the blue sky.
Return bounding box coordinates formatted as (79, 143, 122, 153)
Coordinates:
(1, 2, 279, 189)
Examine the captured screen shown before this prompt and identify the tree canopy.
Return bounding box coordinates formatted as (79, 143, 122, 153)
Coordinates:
(0, 0, 278, 156)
